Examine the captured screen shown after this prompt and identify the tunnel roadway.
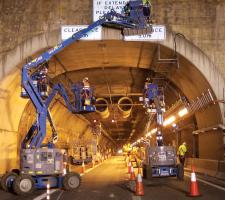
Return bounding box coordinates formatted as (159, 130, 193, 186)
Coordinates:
(0, 156, 225, 200)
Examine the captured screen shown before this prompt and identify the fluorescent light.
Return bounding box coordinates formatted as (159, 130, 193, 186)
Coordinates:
(146, 128, 157, 137)
(117, 149, 122, 154)
(178, 108, 188, 117)
(163, 116, 176, 126)
(172, 123, 177, 128)
(151, 128, 157, 134)
(146, 132, 151, 137)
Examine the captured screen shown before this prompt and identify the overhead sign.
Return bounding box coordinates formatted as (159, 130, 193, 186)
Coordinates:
(124, 25, 166, 41)
(61, 1, 166, 42)
(61, 25, 102, 40)
(93, 0, 128, 21)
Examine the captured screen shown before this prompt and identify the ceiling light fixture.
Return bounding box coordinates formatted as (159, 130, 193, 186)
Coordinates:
(151, 128, 157, 134)
(178, 108, 188, 117)
(172, 123, 177, 128)
(163, 116, 176, 126)
(146, 132, 151, 137)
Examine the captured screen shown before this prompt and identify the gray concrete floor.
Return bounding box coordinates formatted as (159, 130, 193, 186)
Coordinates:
(0, 156, 225, 200)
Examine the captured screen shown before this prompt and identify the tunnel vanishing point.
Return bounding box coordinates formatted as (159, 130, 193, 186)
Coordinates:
(0, 0, 225, 178)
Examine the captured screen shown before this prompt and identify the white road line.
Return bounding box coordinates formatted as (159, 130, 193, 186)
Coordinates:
(33, 161, 105, 200)
(33, 189, 58, 200)
(132, 195, 142, 200)
(82, 162, 104, 175)
(184, 173, 225, 192)
(56, 191, 64, 200)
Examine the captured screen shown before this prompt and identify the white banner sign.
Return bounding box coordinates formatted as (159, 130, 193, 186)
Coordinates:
(93, 0, 128, 21)
(61, 25, 102, 40)
(124, 25, 166, 41)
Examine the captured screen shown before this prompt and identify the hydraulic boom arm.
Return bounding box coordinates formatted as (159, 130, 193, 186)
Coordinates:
(21, 1, 152, 149)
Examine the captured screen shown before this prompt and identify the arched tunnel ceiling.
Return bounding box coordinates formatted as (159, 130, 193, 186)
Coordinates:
(50, 40, 219, 100)
(0, 37, 221, 152)
(52, 67, 181, 143)
(47, 40, 222, 144)
(0, 32, 223, 170)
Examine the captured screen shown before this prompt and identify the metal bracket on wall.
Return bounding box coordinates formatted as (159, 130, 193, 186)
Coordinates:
(151, 44, 179, 74)
(157, 44, 178, 65)
(152, 33, 186, 73)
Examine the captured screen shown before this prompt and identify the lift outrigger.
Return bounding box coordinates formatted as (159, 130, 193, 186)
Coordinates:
(0, 0, 153, 195)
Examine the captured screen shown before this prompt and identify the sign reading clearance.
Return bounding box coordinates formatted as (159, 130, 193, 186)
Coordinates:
(61, 25, 102, 41)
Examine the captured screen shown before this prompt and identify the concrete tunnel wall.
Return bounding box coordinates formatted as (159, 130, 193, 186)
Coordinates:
(1, 0, 225, 75)
(0, 0, 225, 173)
(0, 28, 224, 174)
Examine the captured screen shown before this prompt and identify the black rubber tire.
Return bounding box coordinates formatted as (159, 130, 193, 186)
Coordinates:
(143, 164, 152, 180)
(13, 174, 35, 195)
(11, 169, 20, 175)
(62, 172, 81, 191)
(177, 164, 184, 180)
(1, 172, 18, 192)
(68, 156, 74, 164)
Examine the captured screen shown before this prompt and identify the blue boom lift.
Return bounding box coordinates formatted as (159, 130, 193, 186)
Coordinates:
(140, 79, 183, 179)
(0, 0, 153, 195)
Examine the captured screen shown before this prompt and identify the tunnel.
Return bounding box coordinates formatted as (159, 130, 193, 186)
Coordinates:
(0, 0, 225, 199)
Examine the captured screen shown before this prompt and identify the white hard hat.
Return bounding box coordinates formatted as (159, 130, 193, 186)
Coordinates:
(183, 142, 187, 145)
(84, 77, 89, 81)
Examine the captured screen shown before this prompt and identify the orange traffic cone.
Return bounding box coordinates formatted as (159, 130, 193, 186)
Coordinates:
(130, 166, 136, 181)
(138, 167, 141, 175)
(128, 162, 132, 173)
(81, 161, 85, 174)
(135, 172, 144, 196)
(189, 167, 200, 197)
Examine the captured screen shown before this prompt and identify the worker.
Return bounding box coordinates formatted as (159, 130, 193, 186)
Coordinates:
(38, 63, 49, 99)
(177, 142, 187, 166)
(81, 77, 91, 105)
(142, 0, 152, 22)
(82, 77, 90, 89)
(143, 78, 149, 108)
(144, 77, 151, 98)
(123, 2, 131, 16)
(144, 77, 155, 108)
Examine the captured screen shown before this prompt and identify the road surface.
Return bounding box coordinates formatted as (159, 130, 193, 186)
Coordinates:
(0, 156, 225, 200)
